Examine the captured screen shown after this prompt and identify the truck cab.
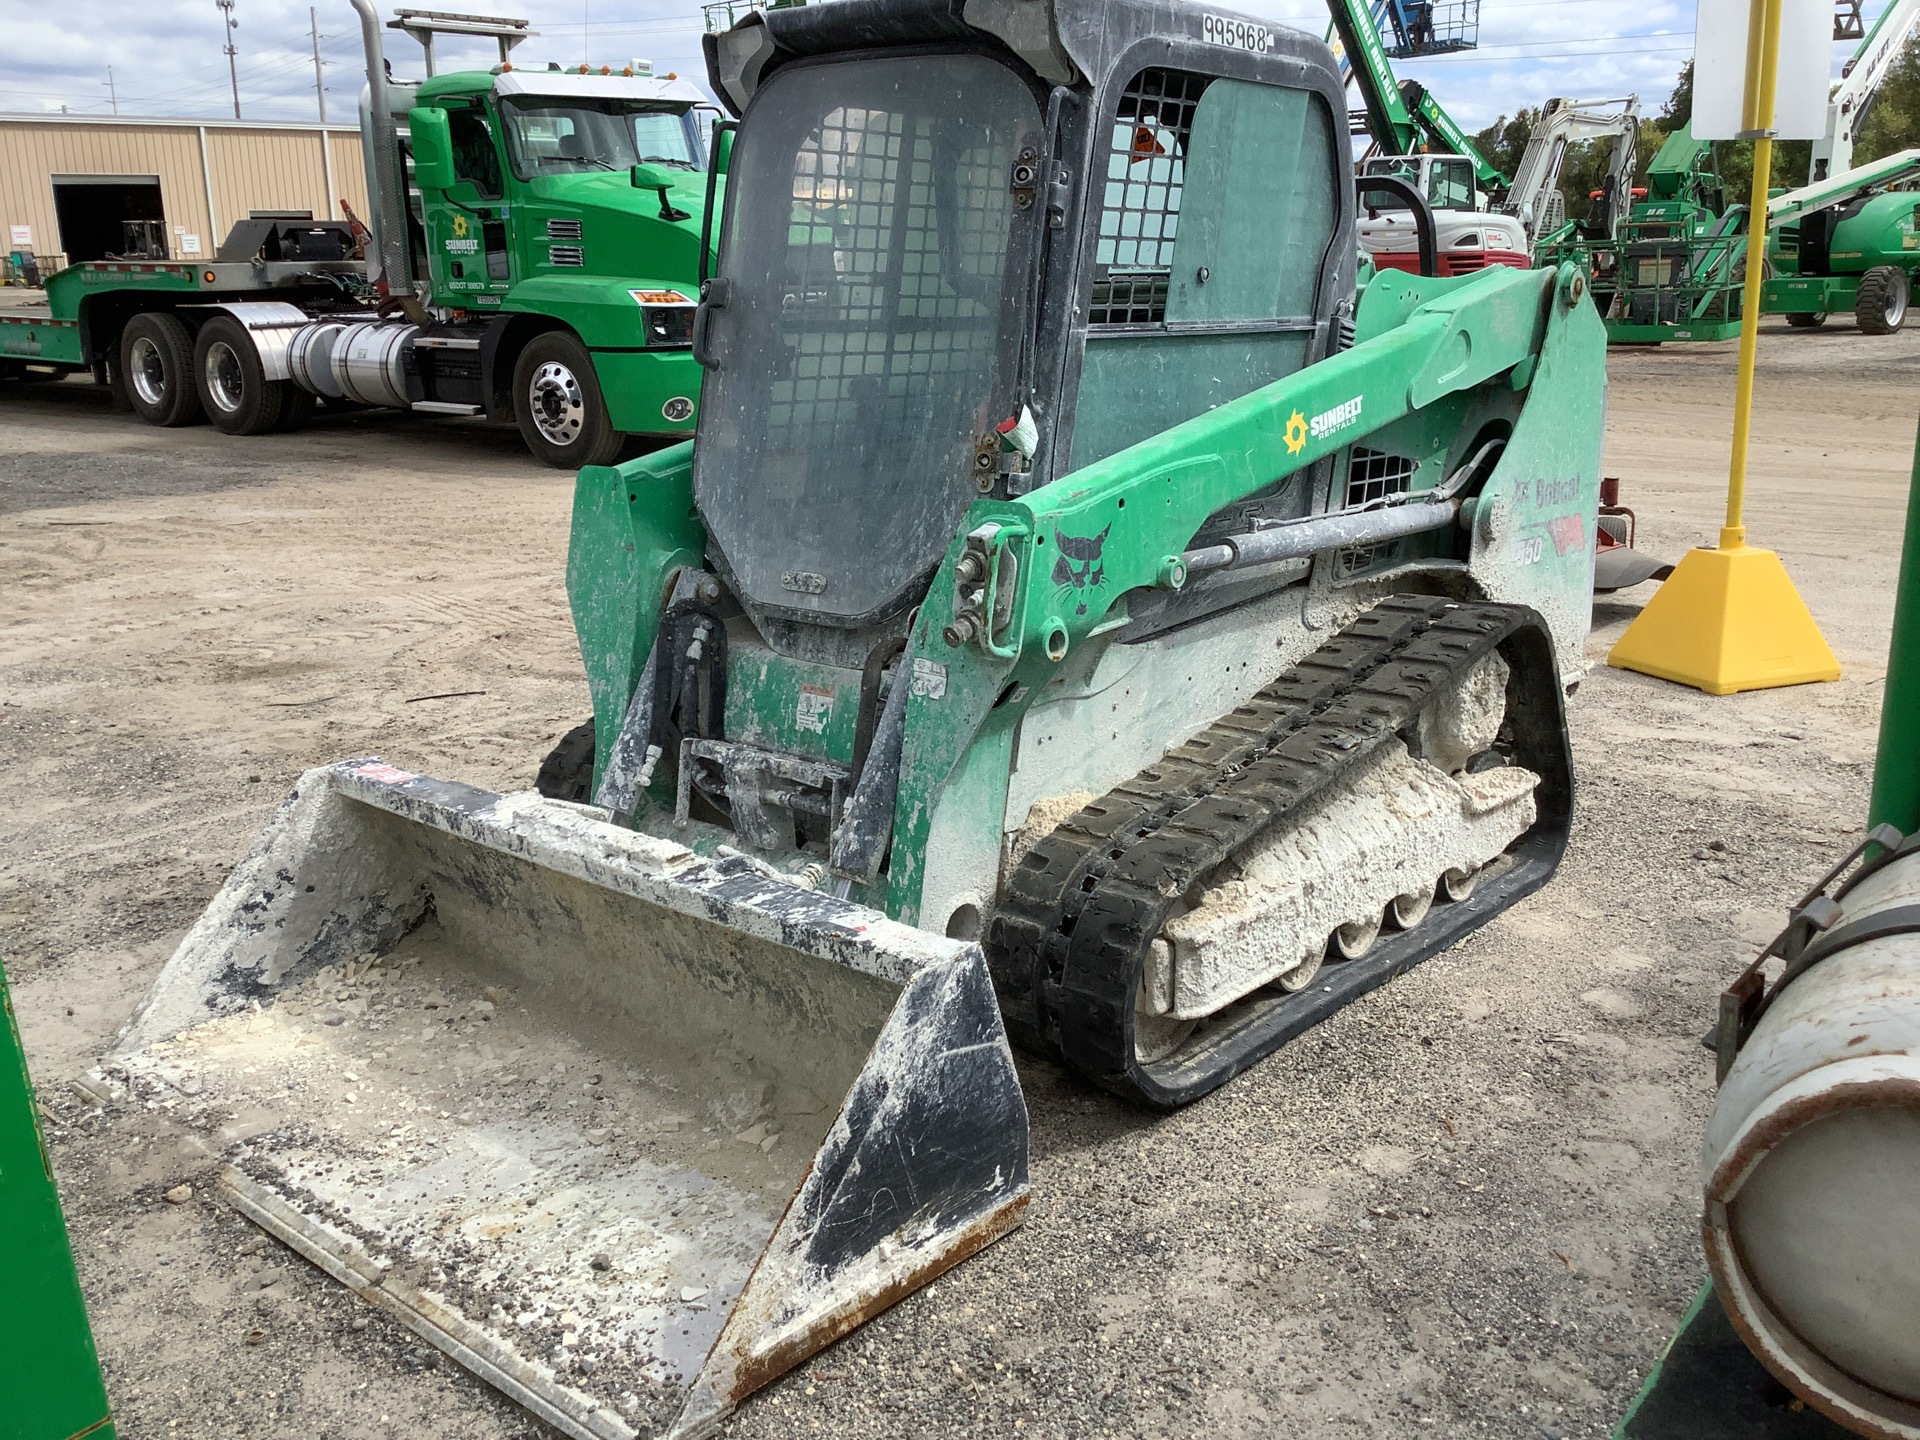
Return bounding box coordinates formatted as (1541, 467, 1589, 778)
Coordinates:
(402, 65, 717, 462)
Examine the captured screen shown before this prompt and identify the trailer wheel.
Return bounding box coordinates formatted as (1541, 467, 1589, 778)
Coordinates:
(512, 332, 624, 469)
(535, 718, 597, 803)
(194, 315, 289, 435)
(119, 312, 204, 426)
(1855, 266, 1910, 335)
(1785, 310, 1827, 329)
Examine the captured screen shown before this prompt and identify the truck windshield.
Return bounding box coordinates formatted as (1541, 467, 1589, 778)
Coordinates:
(693, 54, 1042, 626)
(499, 97, 700, 178)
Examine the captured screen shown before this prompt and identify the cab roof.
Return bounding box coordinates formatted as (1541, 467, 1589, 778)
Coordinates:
(705, 0, 1332, 115)
(413, 69, 706, 107)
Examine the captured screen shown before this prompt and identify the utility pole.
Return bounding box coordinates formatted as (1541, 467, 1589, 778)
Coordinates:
(103, 66, 118, 115)
(309, 7, 326, 122)
(217, 0, 240, 119)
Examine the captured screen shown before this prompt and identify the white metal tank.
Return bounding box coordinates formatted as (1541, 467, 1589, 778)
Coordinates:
(1703, 841, 1920, 1438)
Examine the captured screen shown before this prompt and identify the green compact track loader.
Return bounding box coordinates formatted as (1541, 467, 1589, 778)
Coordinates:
(111, 2, 1607, 1436)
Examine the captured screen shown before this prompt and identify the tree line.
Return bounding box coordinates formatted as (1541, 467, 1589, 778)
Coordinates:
(1471, 39, 1920, 214)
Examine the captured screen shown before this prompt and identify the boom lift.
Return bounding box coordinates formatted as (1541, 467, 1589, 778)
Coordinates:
(1603, 0, 1920, 342)
(1599, 122, 1750, 342)
(112, 3, 1608, 1436)
(1811, 0, 1920, 182)
(1326, 0, 1528, 272)
(1762, 147, 1920, 331)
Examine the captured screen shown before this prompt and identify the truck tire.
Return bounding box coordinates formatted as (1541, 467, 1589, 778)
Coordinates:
(1855, 266, 1910, 335)
(276, 386, 316, 432)
(194, 315, 289, 435)
(512, 331, 624, 469)
(535, 719, 597, 803)
(1785, 310, 1827, 329)
(119, 312, 204, 427)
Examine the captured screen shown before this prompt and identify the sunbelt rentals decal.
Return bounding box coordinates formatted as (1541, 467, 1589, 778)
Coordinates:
(444, 213, 479, 254)
(1283, 395, 1363, 454)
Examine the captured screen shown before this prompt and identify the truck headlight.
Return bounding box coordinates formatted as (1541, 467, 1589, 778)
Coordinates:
(630, 289, 696, 348)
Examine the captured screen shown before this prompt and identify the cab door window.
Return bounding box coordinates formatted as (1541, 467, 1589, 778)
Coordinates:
(447, 105, 504, 199)
(1071, 69, 1339, 470)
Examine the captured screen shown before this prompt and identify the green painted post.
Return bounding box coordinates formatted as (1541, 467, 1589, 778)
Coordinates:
(1869, 414, 1920, 834)
(1, 964, 115, 1440)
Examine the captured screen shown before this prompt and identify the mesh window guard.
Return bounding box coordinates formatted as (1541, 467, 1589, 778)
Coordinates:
(1344, 447, 1418, 507)
(1340, 447, 1421, 572)
(691, 54, 1039, 624)
(766, 104, 1013, 447)
(1089, 69, 1212, 326)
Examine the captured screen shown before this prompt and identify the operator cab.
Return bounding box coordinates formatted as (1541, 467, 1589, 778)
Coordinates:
(1362, 153, 1478, 210)
(696, 0, 1354, 665)
(1357, 152, 1527, 276)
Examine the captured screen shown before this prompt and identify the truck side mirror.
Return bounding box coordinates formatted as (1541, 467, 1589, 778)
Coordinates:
(632, 163, 691, 222)
(408, 107, 456, 192)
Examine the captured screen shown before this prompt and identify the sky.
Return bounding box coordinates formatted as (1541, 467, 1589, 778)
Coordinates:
(0, 0, 1882, 134)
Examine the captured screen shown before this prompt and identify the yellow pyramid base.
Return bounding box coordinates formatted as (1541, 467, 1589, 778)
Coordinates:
(1607, 543, 1840, 696)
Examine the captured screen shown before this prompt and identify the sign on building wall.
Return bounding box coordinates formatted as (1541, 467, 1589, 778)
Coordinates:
(8, 226, 30, 248)
(180, 234, 202, 255)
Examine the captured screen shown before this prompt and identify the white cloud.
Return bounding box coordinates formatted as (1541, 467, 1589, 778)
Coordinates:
(0, 0, 709, 121)
(0, 0, 1879, 132)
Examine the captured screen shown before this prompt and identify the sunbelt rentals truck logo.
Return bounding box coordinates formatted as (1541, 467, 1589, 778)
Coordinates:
(1283, 395, 1363, 453)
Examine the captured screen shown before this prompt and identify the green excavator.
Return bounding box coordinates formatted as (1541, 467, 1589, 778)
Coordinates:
(107, 2, 1608, 1436)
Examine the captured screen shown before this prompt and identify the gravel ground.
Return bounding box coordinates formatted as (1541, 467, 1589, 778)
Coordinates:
(2, 318, 1911, 1440)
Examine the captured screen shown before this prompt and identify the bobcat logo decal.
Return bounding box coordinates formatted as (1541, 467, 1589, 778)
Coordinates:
(1052, 523, 1111, 615)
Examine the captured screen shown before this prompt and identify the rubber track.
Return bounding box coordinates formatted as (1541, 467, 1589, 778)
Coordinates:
(986, 594, 1572, 1108)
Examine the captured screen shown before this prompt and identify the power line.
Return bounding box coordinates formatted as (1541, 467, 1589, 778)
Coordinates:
(115, 38, 357, 111)
(1409, 46, 1694, 65)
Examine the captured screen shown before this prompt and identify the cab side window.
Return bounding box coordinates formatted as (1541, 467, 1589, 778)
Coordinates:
(448, 106, 504, 199)
(1070, 69, 1340, 470)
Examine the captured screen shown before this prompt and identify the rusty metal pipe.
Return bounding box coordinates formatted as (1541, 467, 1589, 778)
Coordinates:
(1703, 844, 1920, 1440)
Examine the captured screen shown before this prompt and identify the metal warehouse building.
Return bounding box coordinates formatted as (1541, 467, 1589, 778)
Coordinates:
(0, 114, 370, 275)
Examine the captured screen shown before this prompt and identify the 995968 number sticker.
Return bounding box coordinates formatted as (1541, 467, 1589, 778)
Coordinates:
(1203, 13, 1271, 51)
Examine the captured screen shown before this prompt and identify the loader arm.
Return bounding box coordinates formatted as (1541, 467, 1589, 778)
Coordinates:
(984, 264, 1570, 664)
(883, 260, 1595, 919)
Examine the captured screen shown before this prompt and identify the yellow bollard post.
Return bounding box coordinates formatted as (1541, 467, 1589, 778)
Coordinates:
(1607, 0, 1840, 696)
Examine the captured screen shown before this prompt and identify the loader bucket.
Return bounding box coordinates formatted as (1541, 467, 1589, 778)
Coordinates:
(111, 760, 1029, 1440)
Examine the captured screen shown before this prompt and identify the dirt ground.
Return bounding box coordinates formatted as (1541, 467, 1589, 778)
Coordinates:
(2, 319, 1912, 1440)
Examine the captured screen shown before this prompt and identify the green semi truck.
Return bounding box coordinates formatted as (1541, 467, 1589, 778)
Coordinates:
(0, 5, 716, 469)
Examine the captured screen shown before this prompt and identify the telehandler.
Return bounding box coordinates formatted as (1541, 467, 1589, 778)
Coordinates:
(109, 2, 1608, 1436)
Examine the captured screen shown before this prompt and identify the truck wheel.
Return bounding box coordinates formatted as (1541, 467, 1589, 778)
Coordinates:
(1785, 311, 1827, 329)
(276, 386, 316, 432)
(535, 719, 597, 803)
(119, 312, 204, 426)
(1855, 266, 1910, 335)
(194, 315, 289, 435)
(513, 332, 624, 469)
